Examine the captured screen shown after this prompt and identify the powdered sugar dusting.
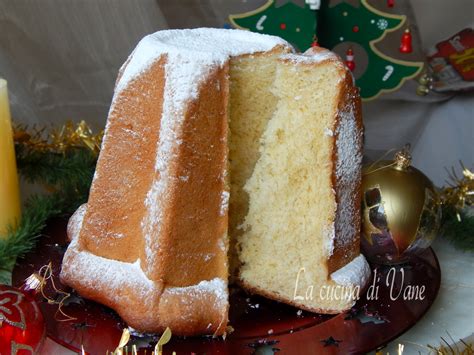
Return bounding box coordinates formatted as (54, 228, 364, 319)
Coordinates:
(281, 47, 341, 65)
(166, 277, 228, 308)
(217, 238, 226, 252)
(203, 253, 214, 262)
(334, 100, 362, 250)
(63, 210, 156, 303)
(323, 223, 336, 256)
(280, 52, 333, 64)
(115, 37, 156, 94)
(66, 239, 156, 302)
(115, 28, 289, 96)
(63, 203, 228, 308)
(67, 203, 87, 241)
(324, 127, 334, 137)
(220, 191, 230, 216)
(331, 254, 370, 286)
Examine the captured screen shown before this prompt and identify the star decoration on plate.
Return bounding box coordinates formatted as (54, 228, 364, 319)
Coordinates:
(320, 336, 342, 347)
(71, 320, 96, 331)
(344, 304, 389, 324)
(364, 308, 389, 324)
(60, 292, 85, 306)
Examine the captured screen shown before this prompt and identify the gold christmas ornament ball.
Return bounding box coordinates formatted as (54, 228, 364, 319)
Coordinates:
(361, 148, 441, 264)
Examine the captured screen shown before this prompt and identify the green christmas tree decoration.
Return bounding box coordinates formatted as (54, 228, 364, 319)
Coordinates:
(229, 0, 424, 100)
(318, 0, 423, 100)
(229, 0, 317, 51)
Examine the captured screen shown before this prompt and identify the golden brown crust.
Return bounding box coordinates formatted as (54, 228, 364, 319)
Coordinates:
(61, 57, 230, 336)
(328, 66, 363, 275)
(79, 57, 167, 264)
(154, 64, 230, 286)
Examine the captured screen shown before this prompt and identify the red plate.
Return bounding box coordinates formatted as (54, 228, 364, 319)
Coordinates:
(13, 219, 440, 354)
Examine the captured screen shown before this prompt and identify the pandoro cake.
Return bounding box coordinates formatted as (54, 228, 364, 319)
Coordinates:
(60, 28, 370, 336)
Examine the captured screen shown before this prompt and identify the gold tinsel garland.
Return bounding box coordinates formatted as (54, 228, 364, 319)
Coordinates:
(110, 328, 173, 355)
(375, 332, 474, 354)
(14, 120, 103, 155)
(439, 163, 474, 221)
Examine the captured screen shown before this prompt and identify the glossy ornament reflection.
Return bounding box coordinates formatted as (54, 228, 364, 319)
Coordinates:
(361, 147, 441, 264)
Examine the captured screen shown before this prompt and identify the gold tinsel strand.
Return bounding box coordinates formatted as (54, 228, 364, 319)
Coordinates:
(37, 263, 76, 322)
(111, 328, 173, 355)
(375, 334, 474, 354)
(13, 120, 103, 155)
(440, 163, 474, 221)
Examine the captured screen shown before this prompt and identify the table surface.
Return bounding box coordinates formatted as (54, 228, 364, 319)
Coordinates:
(24, 238, 474, 354)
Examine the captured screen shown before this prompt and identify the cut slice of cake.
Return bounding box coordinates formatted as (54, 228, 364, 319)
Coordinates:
(227, 49, 290, 277)
(236, 48, 370, 313)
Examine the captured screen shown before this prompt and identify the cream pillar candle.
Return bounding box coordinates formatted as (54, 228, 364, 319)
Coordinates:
(0, 79, 21, 237)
